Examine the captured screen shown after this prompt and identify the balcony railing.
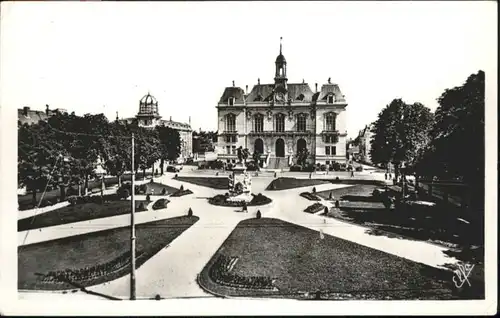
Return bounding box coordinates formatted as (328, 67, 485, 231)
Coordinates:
(221, 130, 238, 135)
(248, 130, 313, 137)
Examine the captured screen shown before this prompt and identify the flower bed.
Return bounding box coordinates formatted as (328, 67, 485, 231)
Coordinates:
(208, 193, 272, 207)
(299, 192, 321, 201)
(18, 199, 149, 232)
(170, 189, 193, 197)
(152, 198, 170, 210)
(209, 255, 274, 290)
(304, 202, 325, 213)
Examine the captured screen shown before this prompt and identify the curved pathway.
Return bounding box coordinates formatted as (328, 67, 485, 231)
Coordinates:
(18, 171, 460, 300)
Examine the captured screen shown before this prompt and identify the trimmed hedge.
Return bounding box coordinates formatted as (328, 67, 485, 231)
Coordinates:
(67, 194, 121, 206)
(152, 198, 170, 210)
(304, 202, 325, 213)
(209, 255, 274, 290)
(208, 193, 272, 207)
(300, 192, 321, 201)
(170, 189, 193, 197)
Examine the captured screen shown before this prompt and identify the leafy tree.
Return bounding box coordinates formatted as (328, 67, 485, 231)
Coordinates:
(237, 146, 250, 164)
(156, 125, 181, 174)
(252, 149, 262, 168)
(417, 71, 484, 208)
(296, 147, 310, 166)
(369, 99, 434, 178)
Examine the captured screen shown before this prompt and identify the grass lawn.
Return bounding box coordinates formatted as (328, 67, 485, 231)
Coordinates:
(18, 216, 199, 290)
(266, 178, 330, 191)
(17, 172, 157, 210)
(142, 182, 178, 195)
(314, 183, 484, 286)
(315, 184, 378, 201)
(199, 218, 473, 300)
(175, 176, 229, 189)
(18, 200, 150, 232)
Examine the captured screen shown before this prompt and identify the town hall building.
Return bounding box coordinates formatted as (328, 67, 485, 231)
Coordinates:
(216, 39, 348, 169)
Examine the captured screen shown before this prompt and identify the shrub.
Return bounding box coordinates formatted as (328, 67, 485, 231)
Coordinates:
(146, 194, 151, 202)
(256, 210, 261, 219)
(300, 192, 320, 201)
(335, 200, 340, 208)
(67, 196, 78, 206)
(180, 184, 184, 191)
(161, 187, 167, 195)
(227, 163, 234, 171)
(323, 206, 329, 215)
(328, 192, 333, 200)
(304, 203, 324, 213)
(188, 208, 193, 217)
(355, 166, 363, 172)
(312, 187, 316, 193)
(320, 164, 327, 171)
(174, 174, 178, 178)
(290, 164, 302, 172)
(152, 198, 169, 210)
(246, 162, 258, 171)
(138, 202, 145, 211)
(302, 164, 316, 172)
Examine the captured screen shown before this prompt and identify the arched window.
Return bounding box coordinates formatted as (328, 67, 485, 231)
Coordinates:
(297, 113, 307, 132)
(226, 114, 236, 132)
(228, 97, 235, 106)
(275, 113, 285, 132)
(254, 114, 264, 132)
(325, 113, 336, 131)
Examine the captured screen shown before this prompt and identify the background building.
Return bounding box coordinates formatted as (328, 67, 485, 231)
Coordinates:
(356, 124, 374, 164)
(18, 105, 68, 126)
(216, 40, 348, 168)
(118, 93, 193, 160)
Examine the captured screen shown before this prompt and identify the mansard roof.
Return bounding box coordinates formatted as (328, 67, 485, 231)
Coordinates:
(218, 87, 245, 104)
(314, 83, 346, 102)
(246, 83, 315, 103)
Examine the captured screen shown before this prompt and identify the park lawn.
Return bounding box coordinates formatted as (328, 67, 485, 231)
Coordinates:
(315, 184, 378, 201)
(175, 176, 229, 189)
(18, 200, 150, 232)
(200, 218, 467, 300)
(266, 177, 330, 191)
(18, 216, 199, 290)
(143, 182, 178, 195)
(17, 172, 156, 210)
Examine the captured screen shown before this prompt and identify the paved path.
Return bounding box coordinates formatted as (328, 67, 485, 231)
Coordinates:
(18, 171, 461, 300)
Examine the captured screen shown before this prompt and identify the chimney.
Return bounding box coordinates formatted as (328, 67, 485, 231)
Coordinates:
(245, 85, 248, 94)
(189, 116, 191, 126)
(45, 104, 50, 115)
(23, 106, 30, 116)
(170, 116, 172, 121)
(232, 80, 235, 87)
(258, 78, 260, 85)
(315, 83, 318, 92)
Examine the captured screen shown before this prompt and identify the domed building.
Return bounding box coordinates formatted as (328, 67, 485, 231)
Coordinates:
(118, 92, 193, 160)
(216, 38, 348, 168)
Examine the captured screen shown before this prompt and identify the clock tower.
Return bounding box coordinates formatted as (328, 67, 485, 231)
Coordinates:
(274, 37, 288, 102)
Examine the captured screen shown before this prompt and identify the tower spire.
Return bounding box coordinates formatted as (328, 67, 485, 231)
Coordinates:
(280, 37, 282, 54)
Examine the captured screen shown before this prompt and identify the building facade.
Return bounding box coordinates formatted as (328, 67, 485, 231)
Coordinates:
(118, 93, 193, 160)
(216, 42, 348, 168)
(357, 124, 373, 164)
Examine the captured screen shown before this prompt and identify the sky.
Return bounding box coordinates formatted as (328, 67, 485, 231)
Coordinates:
(1, 1, 496, 138)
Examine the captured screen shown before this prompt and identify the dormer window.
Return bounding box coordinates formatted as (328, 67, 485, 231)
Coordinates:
(228, 97, 235, 106)
(255, 94, 263, 102)
(327, 94, 335, 104)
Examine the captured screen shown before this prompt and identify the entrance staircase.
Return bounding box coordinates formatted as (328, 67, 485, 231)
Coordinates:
(267, 156, 289, 170)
